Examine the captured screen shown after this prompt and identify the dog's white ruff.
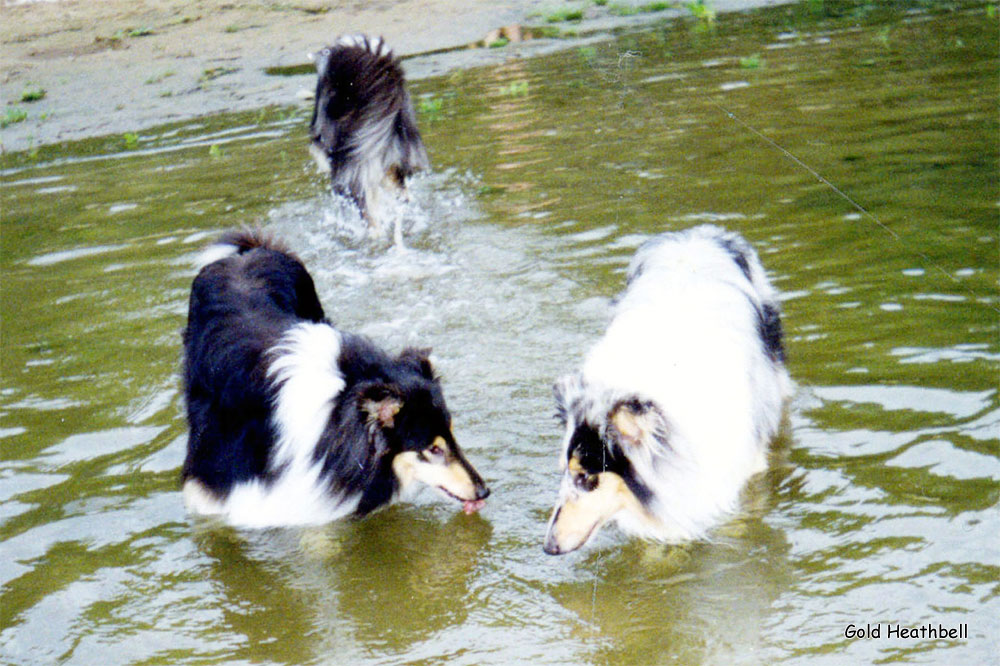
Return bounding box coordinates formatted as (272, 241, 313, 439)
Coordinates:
(183, 323, 361, 527)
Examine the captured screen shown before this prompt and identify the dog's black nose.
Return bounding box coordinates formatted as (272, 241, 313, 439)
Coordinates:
(475, 485, 490, 501)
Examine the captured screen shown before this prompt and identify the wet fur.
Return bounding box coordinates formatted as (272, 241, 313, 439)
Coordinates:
(309, 35, 428, 234)
(181, 230, 486, 527)
(545, 225, 792, 553)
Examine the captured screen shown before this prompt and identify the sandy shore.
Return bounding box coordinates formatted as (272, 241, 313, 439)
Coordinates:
(1, 0, 792, 154)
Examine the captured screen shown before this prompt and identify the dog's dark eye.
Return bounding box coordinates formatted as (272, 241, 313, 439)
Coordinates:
(573, 472, 597, 492)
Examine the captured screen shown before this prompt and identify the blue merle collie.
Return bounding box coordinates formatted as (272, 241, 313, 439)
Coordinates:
(181, 231, 488, 527)
(309, 35, 429, 240)
(543, 225, 792, 554)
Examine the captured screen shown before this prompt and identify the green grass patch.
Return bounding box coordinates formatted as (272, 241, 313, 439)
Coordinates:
(476, 185, 506, 196)
(417, 95, 444, 122)
(608, 4, 639, 16)
(266, 2, 330, 14)
(95, 26, 155, 45)
(95, 31, 124, 44)
(20, 86, 46, 102)
(417, 97, 443, 114)
(224, 24, 263, 33)
(200, 67, 239, 83)
(264, 63, 314, 77)
(498, 80, 529, 97)
(488, 37, 510, 48)
(609, 1, 675, 15)
(1, 108, 28, 128)
(686, 0, 715, 22)
(739, 54, 762, 69)
(529, 26, 563, 38)
(144, 71, 175, 85)
(545, 8, 585, 22)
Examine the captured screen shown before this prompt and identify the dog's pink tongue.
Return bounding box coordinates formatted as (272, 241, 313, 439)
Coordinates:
(463, 499, 485, 515)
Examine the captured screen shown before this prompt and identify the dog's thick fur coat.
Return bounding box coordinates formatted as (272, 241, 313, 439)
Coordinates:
(544, 225, 792, 554)
(309, 36, 428, 236)
(181, 231, 488, 527)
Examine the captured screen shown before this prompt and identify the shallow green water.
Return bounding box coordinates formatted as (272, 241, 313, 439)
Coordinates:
(2, 2, 997, 665)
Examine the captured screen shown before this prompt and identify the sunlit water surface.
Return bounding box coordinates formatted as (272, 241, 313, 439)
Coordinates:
(2, 3, 997, 665)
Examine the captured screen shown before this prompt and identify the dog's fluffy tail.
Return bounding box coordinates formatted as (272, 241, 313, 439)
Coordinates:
(195, 229, 291, 270)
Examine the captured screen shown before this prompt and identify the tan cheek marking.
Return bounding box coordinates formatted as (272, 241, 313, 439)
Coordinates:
(556, 473, 631, 530)
(403, 450, 478, 500)
(603, 472, 658, 525)
(392, 451, 419, 488)
(568, 456, 585, 475)
(443, 460, 476, 494)
(547, 473, 625, 551)
(597, 472, 645, 514)
(611, 408, 647, 446)
(547, 471, 657, 552)
(550, 498, 597, 541)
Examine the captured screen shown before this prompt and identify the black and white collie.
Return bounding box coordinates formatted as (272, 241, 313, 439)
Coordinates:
(181, 231, 488, 527)
(309, 35, 429, 240)
(543, 225, 792, 554)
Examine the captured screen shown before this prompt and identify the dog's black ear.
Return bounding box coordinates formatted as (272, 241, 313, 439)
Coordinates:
(608, 398, 666, 449)
(399, 347, 435, 380)
(553, 381, 568, 425)
(360, 383, 403, 429)
(553, 373, 584, 425)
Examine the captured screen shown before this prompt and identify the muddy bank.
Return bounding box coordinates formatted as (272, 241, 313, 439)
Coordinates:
(1, 0, 793, 154)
